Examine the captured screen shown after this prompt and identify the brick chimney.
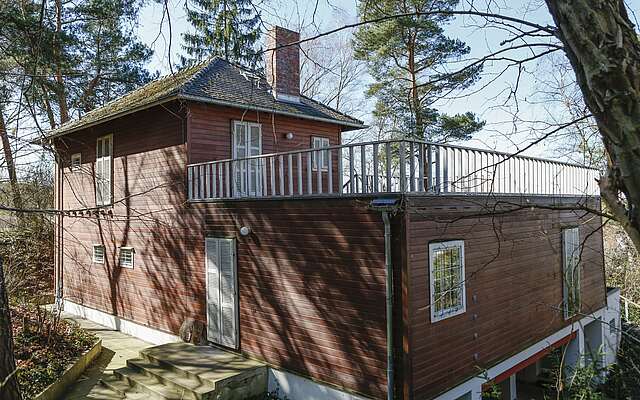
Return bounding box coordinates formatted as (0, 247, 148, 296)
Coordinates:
(265, 26, 300, 103)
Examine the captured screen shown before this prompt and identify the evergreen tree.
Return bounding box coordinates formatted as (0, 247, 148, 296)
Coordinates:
(353, 0, 484, 142)
(181, 0, 262, 69)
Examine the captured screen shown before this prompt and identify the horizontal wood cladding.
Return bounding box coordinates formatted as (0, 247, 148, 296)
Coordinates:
(188, 102, 342, 164)
(404, 196, 606, 399)
(188, 199, 388, 398)
(57, 102, 387, 399)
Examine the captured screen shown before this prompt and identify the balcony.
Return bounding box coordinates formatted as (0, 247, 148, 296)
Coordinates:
(186, 139, 599, 201)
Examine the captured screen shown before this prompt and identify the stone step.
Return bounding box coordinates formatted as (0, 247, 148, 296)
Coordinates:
(127, 358, 216, 398)
(140, 342, 264, 384)
(113, 366, 194, 400)
(85, 382, 126, 400)
(99, 375, 151, 400)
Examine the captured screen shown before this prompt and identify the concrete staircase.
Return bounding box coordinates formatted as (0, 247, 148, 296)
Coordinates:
(93, 342, 267, 400)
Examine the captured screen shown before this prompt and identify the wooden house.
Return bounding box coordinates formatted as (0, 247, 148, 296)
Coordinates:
(49, 26, 621, 400)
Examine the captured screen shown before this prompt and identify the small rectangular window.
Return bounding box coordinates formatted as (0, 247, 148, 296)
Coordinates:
(71, 153, 81, 171)
(563, 227, 581, 319)
(119, 247, 134, 269)
(429, 240, 466, 322)
(93, 244, 105, 264)
(311, 136, 330, 171)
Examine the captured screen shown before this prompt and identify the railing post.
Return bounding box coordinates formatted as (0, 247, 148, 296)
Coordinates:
(409, 142, 416, 192)
(361, 145, 367, 194)
(399, 141, 406, 193)
(307, 152, 313, 194)
(442, 147, 449, 193)
(385, 143, 392, 193)
(349, 145, 355, 194)
(373, 143, 380, 193)
(288, 154, 294, 196)
(297, 153, 303, 195)
(187, 166, 193, 200)
(418, 143, 425, 192)
(327, 149, 333, 194)
(426, 144, 433, 192)
(337, 148, 343, 195)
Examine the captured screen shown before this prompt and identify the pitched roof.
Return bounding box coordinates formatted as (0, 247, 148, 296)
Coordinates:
(48, 58, 364, 137)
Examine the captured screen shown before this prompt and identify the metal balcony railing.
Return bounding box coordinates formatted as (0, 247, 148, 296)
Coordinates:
(186, 139, 600, 201)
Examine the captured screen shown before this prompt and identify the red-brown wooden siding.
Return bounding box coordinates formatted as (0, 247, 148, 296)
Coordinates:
(56, 101, 387, 398)
(404, 196, 606, 399)
(55, 101, 607, 400)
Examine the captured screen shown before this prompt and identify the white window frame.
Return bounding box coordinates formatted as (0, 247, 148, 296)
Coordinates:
(563, 227, 581, 319)
(92, 244, 105, 264)
(429, 240, 466, 322)
(71, 153, 82, 171)
(96, 134, 113, 206)
(119, 247, 135, 269)
(311, 136, 330, 171)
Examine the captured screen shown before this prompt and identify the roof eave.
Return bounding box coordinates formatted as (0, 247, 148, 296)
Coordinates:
(45, 95, 179, 139)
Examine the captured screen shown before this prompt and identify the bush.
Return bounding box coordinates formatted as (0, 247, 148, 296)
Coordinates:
(11, 304, 96, 399)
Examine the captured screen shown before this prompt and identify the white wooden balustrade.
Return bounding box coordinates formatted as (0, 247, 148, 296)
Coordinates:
(186, 139, 600, 201)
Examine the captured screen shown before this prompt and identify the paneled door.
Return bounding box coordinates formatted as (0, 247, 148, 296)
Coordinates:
(232, 121, 262, 197)
(205, 237, 238, 349)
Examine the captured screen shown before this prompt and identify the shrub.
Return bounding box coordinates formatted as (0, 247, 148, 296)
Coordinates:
(11, 304, 96, 399)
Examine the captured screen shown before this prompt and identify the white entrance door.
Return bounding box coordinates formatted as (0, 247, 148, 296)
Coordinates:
(205, 237, 238, 349)
(232, 121, 262, 197)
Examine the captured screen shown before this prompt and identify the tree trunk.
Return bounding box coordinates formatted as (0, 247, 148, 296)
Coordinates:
(0, 112, 23, 220)
(545, 0, 640, 252)
(0, 259, 21, 400)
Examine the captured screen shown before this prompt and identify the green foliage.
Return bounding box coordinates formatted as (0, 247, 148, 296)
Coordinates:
(353, 0, 484, 141)
(601, 321, 640, 399)
(181, 0, 262, 69)
(11, 304, 97, 399)
(0, 158, 54, 301)
(0, 0, 153, 124)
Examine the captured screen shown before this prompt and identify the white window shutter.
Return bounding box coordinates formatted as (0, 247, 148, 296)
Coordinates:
(104, 136, 112, 204)
(218, 239, 237, 348)
(205, 238, 237, 348)
(205, 238, 221, 343)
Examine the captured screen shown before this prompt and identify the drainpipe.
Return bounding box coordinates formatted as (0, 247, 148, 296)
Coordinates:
(370, 197, 399, 400)
(382, 210, 394, 400)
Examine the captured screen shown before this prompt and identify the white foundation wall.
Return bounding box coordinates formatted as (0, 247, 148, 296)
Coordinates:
(267, 369, 370, 400)
(62, 299, 181, 345)
(436, 289, 622, 400)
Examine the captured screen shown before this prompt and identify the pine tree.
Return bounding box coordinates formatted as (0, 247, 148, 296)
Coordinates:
(181, 0, 262, 69)
(353, 0, 484, 142)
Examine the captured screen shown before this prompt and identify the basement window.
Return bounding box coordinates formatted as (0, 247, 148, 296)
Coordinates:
(429, 240, 466, 322)
(119, 247, 134, 269)
(71, 153, 81, 171)
(92, 244, 105, 264)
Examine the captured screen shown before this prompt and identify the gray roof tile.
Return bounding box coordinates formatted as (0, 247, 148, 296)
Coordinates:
(49, 58, 364, 137)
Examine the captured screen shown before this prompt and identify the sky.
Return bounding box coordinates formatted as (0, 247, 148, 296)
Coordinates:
(136, 0, 640, 161)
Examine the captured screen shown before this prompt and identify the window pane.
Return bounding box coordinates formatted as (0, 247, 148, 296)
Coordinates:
(430, 242, 465, 321)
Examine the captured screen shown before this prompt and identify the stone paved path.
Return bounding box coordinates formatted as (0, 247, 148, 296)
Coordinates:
(59, 313, 151, 399)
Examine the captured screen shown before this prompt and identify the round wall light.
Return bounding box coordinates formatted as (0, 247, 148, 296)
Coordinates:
(285, 132, 294, 140)
(240, 226, 251, 236)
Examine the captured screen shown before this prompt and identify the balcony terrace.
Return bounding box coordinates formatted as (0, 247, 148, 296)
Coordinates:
(186, 139, 599, 201)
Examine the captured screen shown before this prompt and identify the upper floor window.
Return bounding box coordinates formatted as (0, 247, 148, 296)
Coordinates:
(429, 240, 466, 322)
(96, 135, 113, 206)
(71, 153, 82, 171)
(93, 244, 105, 264)
(311, 136, 330, 171)
(119, 247, 135, 269)
(563, 227, 581, 319)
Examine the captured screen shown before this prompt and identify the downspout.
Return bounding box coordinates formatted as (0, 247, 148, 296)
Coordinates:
(370, 197, 400, 400)
(382, 210, 394, 400)
(54, 147, 64, 309)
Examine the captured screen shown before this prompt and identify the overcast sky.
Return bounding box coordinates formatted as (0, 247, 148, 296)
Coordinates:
(136, 0, 640, 160)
